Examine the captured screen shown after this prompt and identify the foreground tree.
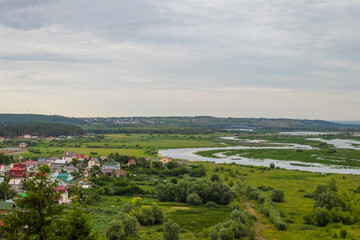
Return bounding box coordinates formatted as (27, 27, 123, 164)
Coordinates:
(64, 188, 99, 240)
(1, 169, 64, 240)
(106, 213, 140, 240)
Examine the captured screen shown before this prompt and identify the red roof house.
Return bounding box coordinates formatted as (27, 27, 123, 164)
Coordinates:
(8, 167, 26, 178)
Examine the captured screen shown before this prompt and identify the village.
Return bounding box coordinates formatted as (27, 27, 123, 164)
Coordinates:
(0, 146, 174, 215)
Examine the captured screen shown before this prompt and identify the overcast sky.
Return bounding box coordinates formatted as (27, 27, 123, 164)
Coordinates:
(1, 0, 359, 120)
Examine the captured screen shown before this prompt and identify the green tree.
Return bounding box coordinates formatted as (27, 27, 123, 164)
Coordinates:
(1, 169, 64, 240)
(152, 204, 164, 224)
(186, 192, 202, 206)
(64, 188, 99, 240)
(163, 219, 180, 240)
(0, 181, 17, 200)
(314, 207, 331, 226)
(106, 221, 126, 240)
(270, 162, 275, 169)
(38, 164, 51, 173)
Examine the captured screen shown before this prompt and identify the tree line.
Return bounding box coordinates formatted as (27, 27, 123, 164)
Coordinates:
(0, 121, 84, 137)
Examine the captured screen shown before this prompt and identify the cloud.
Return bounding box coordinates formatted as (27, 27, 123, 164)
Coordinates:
(0, 0, 359, 119)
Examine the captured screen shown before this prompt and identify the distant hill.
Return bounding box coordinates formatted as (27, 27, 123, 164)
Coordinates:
(331, 121, 360, 125)
(0, 114, 84, 125)
(1, 114, 359, 133)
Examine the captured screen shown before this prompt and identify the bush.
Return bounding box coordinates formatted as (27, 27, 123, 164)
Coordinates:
(271, 190, 285, 202)
(206, 201, 218, 208)
(340, 229, 347, 238)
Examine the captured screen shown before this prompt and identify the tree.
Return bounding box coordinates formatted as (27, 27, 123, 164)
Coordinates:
(64, 188, 99, 240)
(163, 219, 180, 240)
(1, 169, 64, 240)
(152, 204, 164, 224)
(0, 181, 17, 200)
(210, 173, 221, 182)
(313, 207, 331, 226)
(270, 162, 275, 169)
(186, 192, 202, 206)
(38, 164, 51, 173)
(271, 190, 285, 202)
(106, 221, 126, 240)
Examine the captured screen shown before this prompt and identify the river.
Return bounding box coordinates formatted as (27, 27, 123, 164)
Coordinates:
(159, 138, 360, 174)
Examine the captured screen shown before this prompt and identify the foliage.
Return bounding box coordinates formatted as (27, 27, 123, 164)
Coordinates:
(0, 181, 17, 200)
(209, 209, 256, 240)
(1, 170, 64, 239)
(163, 219, 180, 240)
(64, 189, 99, 240)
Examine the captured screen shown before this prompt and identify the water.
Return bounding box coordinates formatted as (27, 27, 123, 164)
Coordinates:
(307, 138, 360, 150)
(159, 140, 360, 174)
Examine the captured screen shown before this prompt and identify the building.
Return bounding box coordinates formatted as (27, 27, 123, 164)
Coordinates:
(76, 154, 85, 161)
(56, 173, 73, 183)
(0, 201, 16, 214)
(8, 167, 26, 178)
(19, 142, 27, 148)
(38, 156, 47, 161)
(47, 156, 60, 163)
(54, 185, 70, 204)
(8, 179, 22, 192)
(62, 152, 77, 163)
(127, 159, 136, 167)
(160, 156, 172, 164)
(100, 168, 115, 177)
(88, 158, 100, 169)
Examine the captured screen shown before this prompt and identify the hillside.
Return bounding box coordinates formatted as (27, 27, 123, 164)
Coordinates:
(0, 114, 84, 125)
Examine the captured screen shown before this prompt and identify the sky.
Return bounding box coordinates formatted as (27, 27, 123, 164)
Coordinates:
(0, 0, 359, 120)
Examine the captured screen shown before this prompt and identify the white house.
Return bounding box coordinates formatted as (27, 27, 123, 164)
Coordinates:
(88, 158, 100, 169)
(62, 152, 77, 163)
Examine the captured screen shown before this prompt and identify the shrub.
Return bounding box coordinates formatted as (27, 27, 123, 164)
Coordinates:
(340, 229, 347, 238)
(271, 190, 285, 202)
(206, 201, 218, 208)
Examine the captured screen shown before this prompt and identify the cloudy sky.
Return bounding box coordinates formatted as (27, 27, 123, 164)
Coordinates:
(1, 0, 359, 120)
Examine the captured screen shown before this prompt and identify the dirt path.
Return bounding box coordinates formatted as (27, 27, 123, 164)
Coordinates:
(245, 202, 267, 240)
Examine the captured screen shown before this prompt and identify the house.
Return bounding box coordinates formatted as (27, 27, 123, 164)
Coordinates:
(127, 159, 136, 167)
(100, 168, 115, 177)
(62, 152, 77, 163)
(54, 159, 67, 165)
(8, 179, 22, 192)
(23, 134, 31, 139)
(102, 161, 121, 171)
(8, 165, 26, 178)
(56, 173, 73, 183)
(0, 137, 4, 142)
(88, 158, 100, 169)
(160, 156, 172, 164)
(79, 179, 92, 189)
(13, 163, 26, 169)
(76, 154, 85, 161)
(114, 170, 128, 177)
(99, 156, 107, 161)
(47, 156, 60, 163)
(38, 156, 47, 161)
(19, 142, 27, 148)
(0, 165, 7, 174)
(54, 185, 70, 204)
(63, 165, 78, 174)
(37, 160, 51, 166)
(50, 163, 62, 172)
(0, 201, 16, 214)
